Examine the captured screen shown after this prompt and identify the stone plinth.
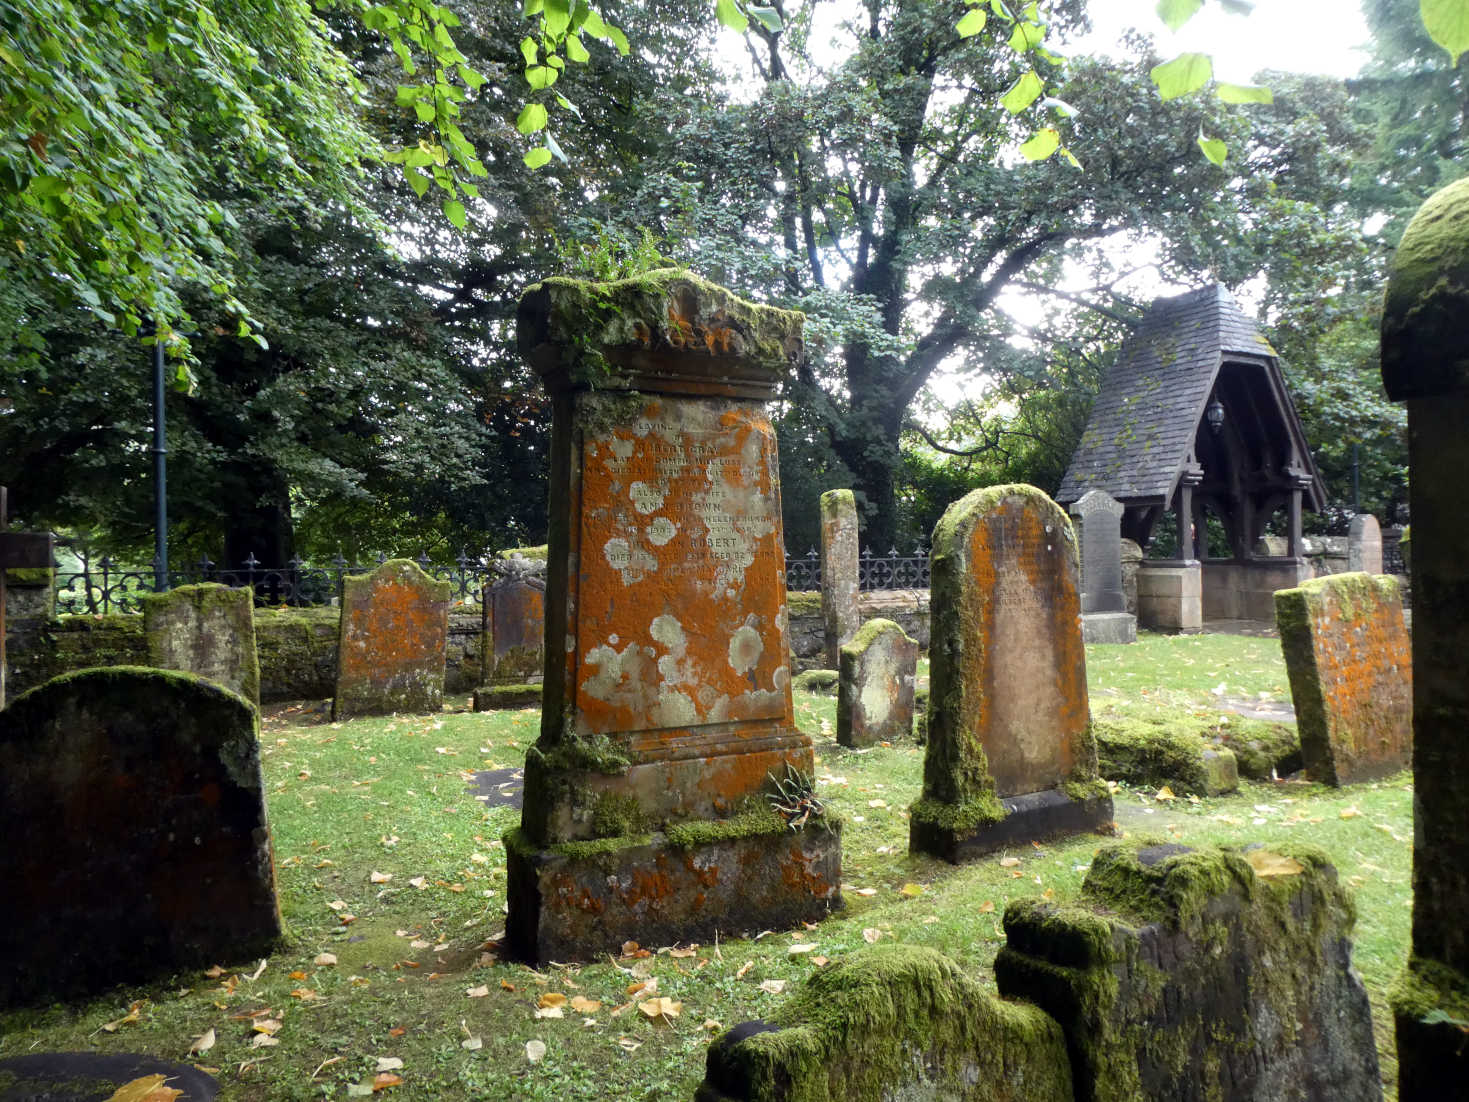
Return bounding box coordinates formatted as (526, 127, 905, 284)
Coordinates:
(996, 842, 1380, 1102)
(836, 618, 918, 748)
(0, 667, 281, 1006)
(1349, 514, 1383, 574)
(1136, 560, 1202, 633)
(1275, 573, 1411, 785)
(819, 488, 860, 668)
(1380, 177, 1469, 1097)
(1202, 559, 1312, 622)
(909, 484, 1111, 863)
(1082, 611, 1136, 645)
(142, 583, 260, 705)
(696, 945, 1072, 1102)
(332, 559, 451, 720)
(509, 271, 839, 961)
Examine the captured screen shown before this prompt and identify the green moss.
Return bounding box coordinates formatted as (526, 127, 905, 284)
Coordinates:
(590, 791, 648, 839)
(791, 668, 838, 693)
(3, 567, 54, 586)
(497, 544, 549, 562)
(908, 793, 1007, 834)
(1094, 716, 1235, 795)
(1382, 175, 1469, 399)
(818, 489, 855, 522)
(1082, 842, 1252, 927)
(703, 944, 1072, 1102)
(838, 617, 909, 658)
(665, 803, 790, 848)
(785, 591, 822, 615)
(527, 731, 632, 776)
(1391, 955, 1469, 1024)
(472, 682, 543, 710)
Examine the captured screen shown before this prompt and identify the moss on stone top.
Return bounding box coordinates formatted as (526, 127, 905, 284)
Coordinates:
(1275, 570, 1399, 626)
(838, 617, 912, 658)
(1382, 175, 1469, 400)
(785, 591, 822, 615)
(818, 489, 855, 519)
(791, 668, 838, 694)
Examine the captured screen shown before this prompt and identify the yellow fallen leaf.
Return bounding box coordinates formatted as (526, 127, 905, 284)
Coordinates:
(375, 1057, 403, 1073)
(758, 979, 786, 994)
(290, 988, 318, 1000)
(250, 1033, 279, 1049)
(1155, 786, 1177, 802)
(862, 928, 882, 943)
(811, 956, 829, 967)
(1245, 850, 1305, 878)
(626, 977, 658, 997)
(372, 1071, 402, 1091)
(534, 1006, 564, 1020)
(370, 871, 393, 884)
(101, 1001, 144, 1032)
(106, 1076, 182, 1102)
(465, 985, 489, 998)
(638, 997, 683, 1021)
(569, 996, 602, 1013)
(978, 900, 995, 914)
(314, 952, 337, 967)
(898, 883, 924, 897)
(1340, 807, 1362, 819)
(500, 979, 516, 992)
(188, 1028, 216, 1056)
(788, 943, 817, 954)
(998, 857, 1021, 868)
(854, 887, 878, 897)
(537, 993, 569, 1009)
(252, 1018, 282, 1035)
(735, 961, 754, 979)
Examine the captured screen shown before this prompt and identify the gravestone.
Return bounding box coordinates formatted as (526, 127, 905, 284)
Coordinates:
(1069, 489, 1137, 644)
(483, 561, 546, 684)
(820, 488, 860, 668)
(1379, 176, 1469, 1096)
(1348, 514, 1383, 574)
(332, 558, 451, 720)
(142, 582, 261, 705)
(0, 667, 281, 1006)
(996, 842, 1380, 1102)
(910, 484, 1111, 862)
(836, 618, 918, 748)
(696, 945, 1072, 1102)
(1275, 573, 1411, 786)
(0, 486, 53, 709)
(507, 271, 840, 962)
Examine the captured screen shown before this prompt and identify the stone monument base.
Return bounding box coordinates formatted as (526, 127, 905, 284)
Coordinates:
(909, 788, 1114, 864)
(1081, 611, 1137, 645)
(505, 818, 842, 962)
(472, 682, 543, 711)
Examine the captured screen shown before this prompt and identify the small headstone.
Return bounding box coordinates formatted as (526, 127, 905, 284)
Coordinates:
(0, 667, 281, 1006)
(1274, 572, 1411, 785)
(484, 567, 545, 683)
(142, 583, 260, 705)
(836, 618, 918, 748)
(507, 271, 839, 962)
(996, 842, 1380, 1102)
(332, 559, 451, 720)
(696, 945, 1072, 1102)
(1071, 490, 1137, 644)
(910, 484, 1111, 862)
(1348, 514, 1383, 574)
(819, 489, 861, 668)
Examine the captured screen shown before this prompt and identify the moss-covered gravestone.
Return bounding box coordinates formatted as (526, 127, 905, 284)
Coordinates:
(507, 271, 840, 962)
(996, 842, 1380, 1102)
(696, 945, 1073, 1102)
(142, 582, 260, 705)
(1380, 175, 1469, 1098)
(820, 488, 860, 668)
(910, 484, 1111, 862)
(0, 667, 281, 1006)
(837, 618, 918, 748)
(332, 558, 451, 720)
(1275, 573, 1411, 786)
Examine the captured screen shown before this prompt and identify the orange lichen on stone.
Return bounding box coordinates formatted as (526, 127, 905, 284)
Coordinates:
(1275, 572, 1411, 785)
(333, 560, 451, 720)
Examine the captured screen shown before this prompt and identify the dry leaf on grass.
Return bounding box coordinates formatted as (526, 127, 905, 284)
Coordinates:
(862, 928, 882, 944)
(372, 1072, 402, 1091)
(978, 900, 995, 914)
(638, 997, 682, 1023)
(188, 1028, 216, 1056)
(250, 1034, 279, 1049)
(465, 985, 489, 998)
(525, 1040, 547, 1063)
(854, 887, 878, 897)
(1245, 850, 1305, 878)
(617, 1037, 641, 1053)
(758, 979, 786, 994)
(370, 871, 393, 884)
(534, 1006, 564, 1020)
(461, 1037, 482, 1051)
(1340, 807, 1362, 820)
(788, 943, 817, 955)
(735, 961, 754, 979)
(811, 956, 829, 967)
(570, 996, 601, 1013)
(667, 945, 698, 958)
(537, 993, 569, 1009)
(101, 1001, 144, 1032)
(106, 1076, 182, 1102)
(998, 857, 1021, 868)
(898, 883, 924, 898)
(1154, 786, 1177, 802)
(252, 1018, 282, 1035)
(375, 1057, 403, 1073)
(314, 952, 337, 967)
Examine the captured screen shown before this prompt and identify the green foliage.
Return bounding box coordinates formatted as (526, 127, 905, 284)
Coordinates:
(1420, 0, 1469, 62)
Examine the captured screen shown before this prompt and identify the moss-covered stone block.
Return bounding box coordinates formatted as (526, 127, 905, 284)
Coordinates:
(836, 618, 918, 748)
(995, 841, 1380, 1102)
(332, 559, 451, 720)
(696, 945, 1072, 1102)
(0, 667, 281, 1007)
(472, 682, 543, 711)
(141, 582, 260, 705)
(1094, 716, 1239, 795)
(1221, 718, 1303, 780)
(791, 668, 838, 694)
(1275, 572, 1411, 785)
(1391, 955, 1469, 1100)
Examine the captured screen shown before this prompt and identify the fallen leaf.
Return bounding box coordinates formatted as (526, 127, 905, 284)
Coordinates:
(314, 953, 337, 967)
(461, 1037, 482, 1051)
(862, 928, 882, 944)
(788, 943, 817, 955)
(570, 996, 602, 1013)
(1340, 806, 1362, 819)
(668, 945, 698, 958)
(106, 1076, 182, 1102)
(375, 1057, 404, 1072)
(500, 979, 516, 992)
(101, 1001, 144, 1032)
(410, 939, 432, 950)
(204, 965, 226, 979)
(998, 857, 1021, 868)
(466, 985, 489, 998)
(626, 977, 657, 997)
(534, 1006, 564, 1020)
(621, 940, 641, 957)
(854, 887, 878, 897)
(288, 970, 307, 981)
(372, 1072, 402, 1091)
(389, 1027, 406, 1038)
(898, 883, 925, 898)
(638, 997, 683, 1022)
(250, 1033, 279, 1049)
(978, 900, 996, 914)
(188, 1028, 216, 1056)
(370, 871, 393, 884)
(409, 877, 428, 890)
(525, 1039, 547, 1063)
(252, 1018, 282, 1035)
(758, 979, 787, 994)
(538, 993, 569, 1009)
(735, 961, 754, 979)
(1245, 850, 1305, 878)
(327, 900, 348, 911)
(867, 799, 887, 808)
(704, 1019, 722, 1031)
(1155, 786, 1177, 802)
(289, 988, 318, 1000)
(617, 1037, 642, 1053)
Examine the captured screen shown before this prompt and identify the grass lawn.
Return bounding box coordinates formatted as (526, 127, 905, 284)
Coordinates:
(0, 632, 1410, 1100)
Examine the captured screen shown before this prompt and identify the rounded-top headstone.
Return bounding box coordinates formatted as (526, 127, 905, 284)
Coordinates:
(1382, 175, 1469, 401)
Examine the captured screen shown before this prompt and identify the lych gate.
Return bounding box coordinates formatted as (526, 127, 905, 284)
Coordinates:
(1057, 284, 1325, 628)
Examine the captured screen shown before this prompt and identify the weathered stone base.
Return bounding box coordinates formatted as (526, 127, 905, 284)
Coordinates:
(909, 789, 1114, 864)
(1137, 560, 1202, 634)
(505, 819, 842, 962)
(472, 682, 542, 711)
(1081, 611, 1137, 644)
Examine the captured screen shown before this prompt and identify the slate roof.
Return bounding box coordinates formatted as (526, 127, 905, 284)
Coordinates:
(1056, 284, 1304, 507)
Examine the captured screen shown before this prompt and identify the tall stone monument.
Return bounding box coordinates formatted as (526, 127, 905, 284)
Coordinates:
(142, 582, 261, 705)
(507, 271, 841, 961)
(819, 488, 860, 668)
(910, 484, 1111, 862)
(332, 559, 451, 720)
(1348, 514, 1383, 574)
(1069, 489, 1137, 644)
(1380, 176, 1469, 1097)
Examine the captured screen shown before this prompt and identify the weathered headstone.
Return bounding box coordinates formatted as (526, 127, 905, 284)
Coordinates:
(1379, 176, 1469, 1096)
(996, 842, 1381, 1102)
(910, 484, 1111, 862)
(0, 486, 53, 709)
(696, 945, 1072, 1102)
(1348, 514, 1383, 574)
(331, 558, 451, 720)
(0, 667, 281, 1006)
(836, 618, 918, 748)
(142, 582, 261, 705)
(820, 488, 860, 668)
(482, 561, 547, 684)
(1275, 573, 1411, 786)
(507, 271, 840, 961)
(1070, 489, 1137, 644)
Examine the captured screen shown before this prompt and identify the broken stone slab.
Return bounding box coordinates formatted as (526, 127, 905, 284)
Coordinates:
(695, 944, 1072, 1102)
(331, 558, 451, 720)
(1274, 572, 1411, 786)
(995, 841, 1381, 1102)
(836, 617, 918, 749)
(0, 667, 281, 1007)
(910, 484, 1111, 862)
(820, 488, 861, 668)
(508, 273, 839, 961)
(141, 582, 260, 705)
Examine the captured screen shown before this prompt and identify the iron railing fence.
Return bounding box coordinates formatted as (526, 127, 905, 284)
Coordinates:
(781, 546, 931, 592)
